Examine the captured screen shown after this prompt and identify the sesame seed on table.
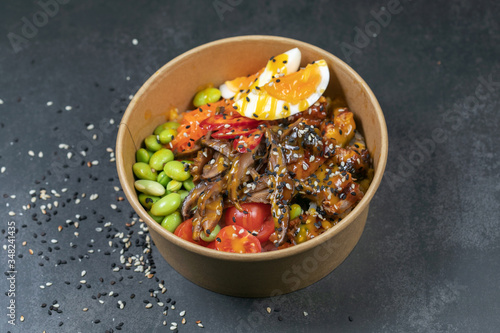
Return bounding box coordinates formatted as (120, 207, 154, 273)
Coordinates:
(0, 1, 499, 333)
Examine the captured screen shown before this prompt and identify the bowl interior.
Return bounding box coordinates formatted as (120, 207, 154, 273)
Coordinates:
(116, 35, 388, 260)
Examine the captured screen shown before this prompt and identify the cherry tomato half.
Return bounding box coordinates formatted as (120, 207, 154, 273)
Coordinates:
(215, 225, 262, 253)
(174, 219, 208, 246)
(255, 217, 275, 243)
(224, 203, 271, 233)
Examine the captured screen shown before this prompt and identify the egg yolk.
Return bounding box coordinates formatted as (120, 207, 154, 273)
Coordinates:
(225, 68, 263, 93)
(263, 62, 322, 106)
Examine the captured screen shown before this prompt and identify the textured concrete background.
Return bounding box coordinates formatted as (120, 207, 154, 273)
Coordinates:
(0, 0, 499, 332)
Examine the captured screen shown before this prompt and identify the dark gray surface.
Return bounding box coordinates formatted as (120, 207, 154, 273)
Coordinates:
(1, 1, 499, 332)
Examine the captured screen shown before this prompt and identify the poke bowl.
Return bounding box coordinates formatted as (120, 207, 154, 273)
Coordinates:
(116, 35, 388, 297)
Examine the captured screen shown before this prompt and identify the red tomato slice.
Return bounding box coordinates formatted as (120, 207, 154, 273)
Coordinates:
(211, 127, 257, 139)
(174, 219, 208, 246)
(200, 114, 262, 131)
(233, 130, 264, 153)
(224, 203, 271, 232)
(215, 225, 262, 253)
(255, 217, 275, 243)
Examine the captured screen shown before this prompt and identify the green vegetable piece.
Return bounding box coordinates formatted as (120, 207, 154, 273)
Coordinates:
(138, 194, 160, 209)
(148, 210, 164, 223)
(164, 160, 191, 181)
(290, 204, 303, 220)
(136, 148, 152, 163)
(193, 87, 221, 107)
(183, 178, 195, 191)
(154, 122, 181, 135)
(134, 180, 165, 196)
(133, 162, 157, 181)
(160, 211, 182, 232)
(167, 180, 182, 192)
(151, 193, 182, 216)
(178, 190, 189, 201)
(159, 128, 177, 144)
(200, 224, 221, 242)
(157, 171, 171, 187)
(149, 148, 174, 171)
(144, 134, 163, 152)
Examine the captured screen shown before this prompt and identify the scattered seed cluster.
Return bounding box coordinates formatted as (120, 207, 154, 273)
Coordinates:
(0, 90, 206, 332)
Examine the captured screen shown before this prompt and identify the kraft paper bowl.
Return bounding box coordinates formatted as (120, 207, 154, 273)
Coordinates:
(116, 35, 388, 297)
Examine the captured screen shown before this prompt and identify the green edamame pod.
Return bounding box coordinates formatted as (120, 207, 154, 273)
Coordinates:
(167, 180, 183, 192)
(183, 178, 195, 191)
(138, 194, 160, 209)
(134, 180, 165, 196)
(144, 135, 163, 152)
(136, 148, 152, 163)
(193, 87, 221, 107)
(178, 190, 189, 201)
(160, 211, 182, 232)
(133, 162, 157, 181)
(148, 210, 164, 223)
(200, 224, 221, 242)
(154, 122, 181, 135)
(157, 171, 171, 187)
(150, 193, 182, 216)
(159, 128, 177, 144)
(149, 148, 174, 171)
(164, 161, 191, 181)
(290, 204, 303, 220)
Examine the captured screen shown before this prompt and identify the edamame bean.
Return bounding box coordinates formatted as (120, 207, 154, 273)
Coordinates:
(157, 171, 171, 187)
(133, 162, 157, 181)
(183, 178, 195, 191)
(149, 148, 174, 171)
(164, 161, 190, 181)
(160, 211, 182, 232)
(153, 122, 181, 135)
(134, 180, 165, 196)
(144, 135, 163, 151)
(150, 193, 181, 216)
(290, 204, 303, 220)
(193, 87, 222, 107)
(167, 180, 182, 192)
(178, 190, 189, 201)
(136, 148, 152, 163)
(200, 224, 221, 242)
(159, 128, 177, 144)
(138, 194, 160, 209)
(148, 210, 164, 223)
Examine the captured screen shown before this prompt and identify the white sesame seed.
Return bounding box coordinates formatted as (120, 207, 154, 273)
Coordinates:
(0, 99, 3, 104)
(47, 101, 53, 106)
(65, 105, 72, 111)
(145, 303, 153, 309)
(86, 124, 94, 130)
(81, 270, 86, 277)
(111, 204, 117, 209)
(179, 310, 186, 317)
(51, 239, 58, 244)
(28, 150, 35, 156)
(304, 311, 308, 316)
(1, 167, 5, 173)
(8, 211, 15, 216)
(38, 151, 43, 158)
(132, 38, 138, 45)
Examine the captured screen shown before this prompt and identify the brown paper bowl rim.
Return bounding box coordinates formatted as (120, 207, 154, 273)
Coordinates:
(117, 35, 388, 262)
